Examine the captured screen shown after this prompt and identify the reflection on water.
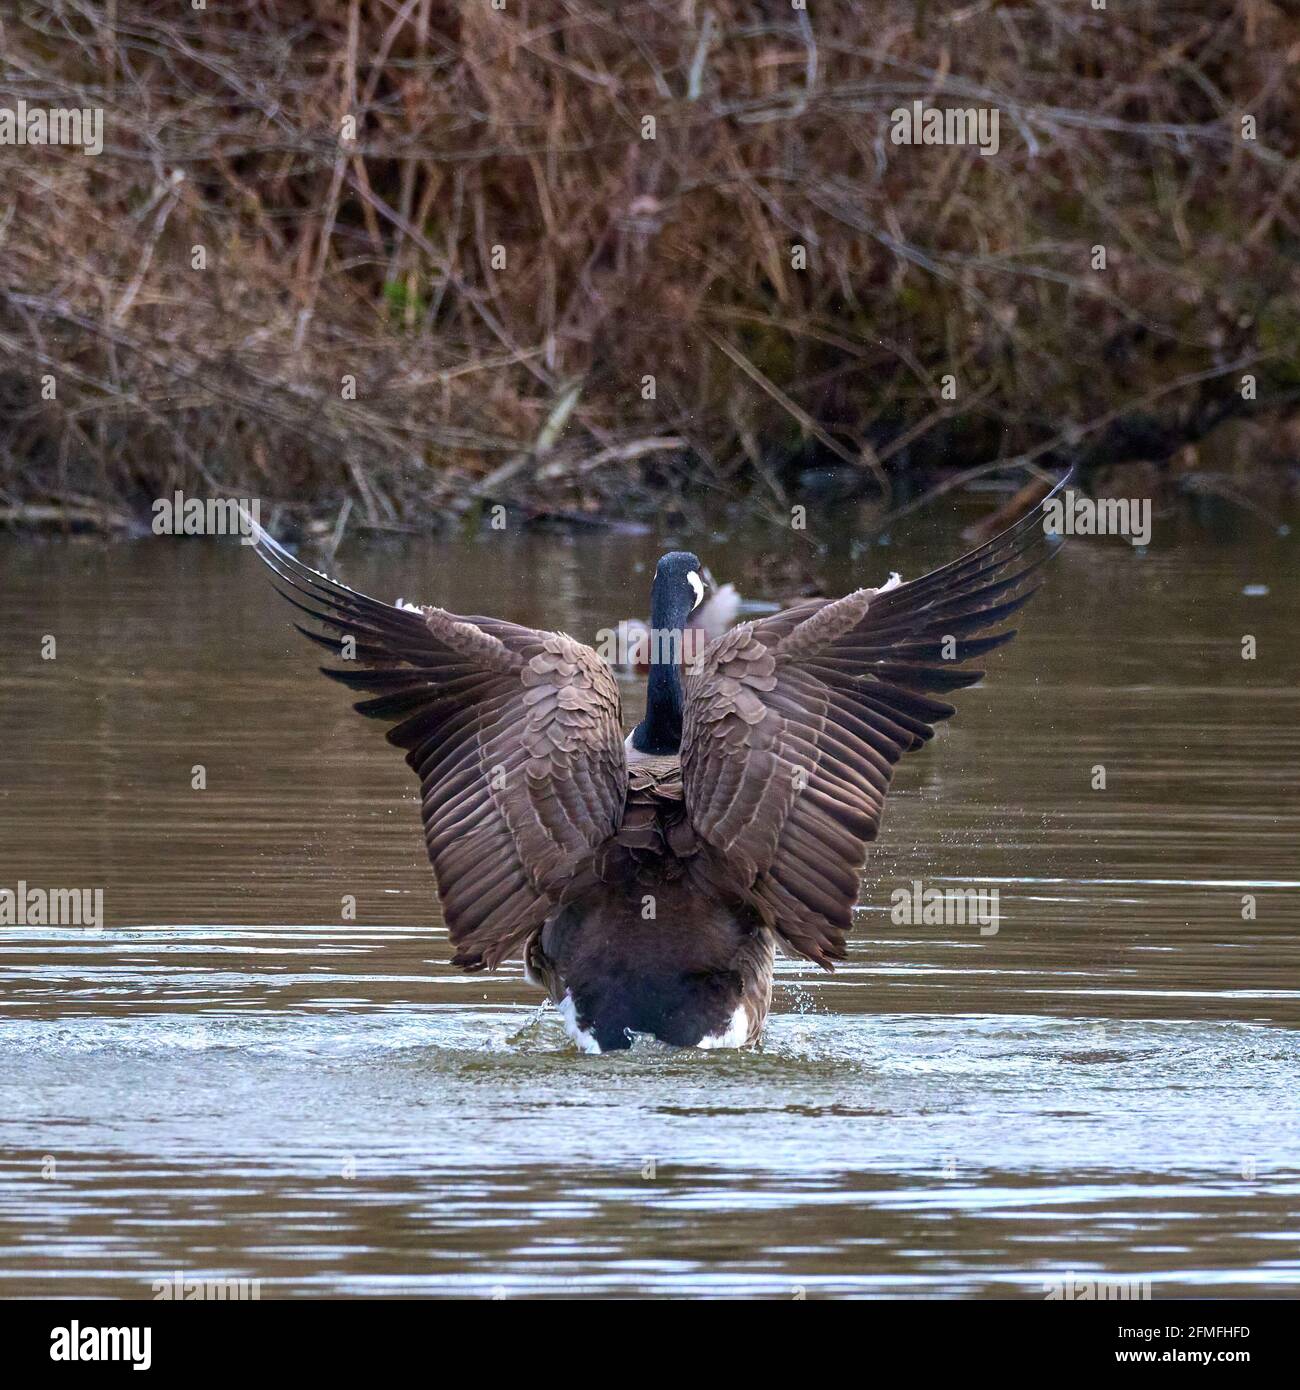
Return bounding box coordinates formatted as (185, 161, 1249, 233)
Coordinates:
(0, 513, 1297, 1297)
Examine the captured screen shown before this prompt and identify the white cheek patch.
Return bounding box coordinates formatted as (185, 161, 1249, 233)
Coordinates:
(687, 570, 705, 611)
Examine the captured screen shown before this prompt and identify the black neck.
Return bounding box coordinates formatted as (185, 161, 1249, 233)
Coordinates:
(630, 580, 691, 756)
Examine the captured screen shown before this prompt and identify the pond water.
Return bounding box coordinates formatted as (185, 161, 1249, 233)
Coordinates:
(0, 504, 1296, 1297)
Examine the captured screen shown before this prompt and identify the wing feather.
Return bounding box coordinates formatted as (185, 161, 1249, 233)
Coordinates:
(682, 478, 1064, 966)
(253, 527, 627, 970)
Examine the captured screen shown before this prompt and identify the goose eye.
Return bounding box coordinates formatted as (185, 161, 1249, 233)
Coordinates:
(687, 570, 705, 610)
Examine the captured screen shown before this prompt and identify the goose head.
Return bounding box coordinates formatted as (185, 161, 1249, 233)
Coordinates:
(651, 550, 706, 627)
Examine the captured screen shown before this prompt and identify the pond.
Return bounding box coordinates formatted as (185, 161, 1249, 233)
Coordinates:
(0, 506, 1296, 1297)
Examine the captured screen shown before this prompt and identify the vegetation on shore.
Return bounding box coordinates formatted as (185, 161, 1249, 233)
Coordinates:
(1, 1, 1297, 537)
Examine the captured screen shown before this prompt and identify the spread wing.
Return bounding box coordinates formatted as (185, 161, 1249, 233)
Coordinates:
(253, 530, 627, 970)
(681, 488, 1061, 967)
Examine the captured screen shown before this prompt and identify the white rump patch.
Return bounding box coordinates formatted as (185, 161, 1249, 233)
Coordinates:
(558, 992, 750, 1053)
(393, 598, 424, 613)
(697, 1004, 750, 1050)
(558, 993, 602, 1054)
(878, 571, 902, 593)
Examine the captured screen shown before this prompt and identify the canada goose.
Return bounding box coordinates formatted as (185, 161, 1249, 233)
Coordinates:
(252, 483, 1061, 1052)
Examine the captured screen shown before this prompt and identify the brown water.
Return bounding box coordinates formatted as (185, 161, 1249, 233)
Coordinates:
(1, 512, 1297, 1298)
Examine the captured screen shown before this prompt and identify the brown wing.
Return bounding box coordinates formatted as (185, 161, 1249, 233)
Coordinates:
(681, 488, 1061, 967)
(253, 530, 627, 971)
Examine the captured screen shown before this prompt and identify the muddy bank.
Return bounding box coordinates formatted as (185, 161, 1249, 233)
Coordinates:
(2, 4, 1298, 536)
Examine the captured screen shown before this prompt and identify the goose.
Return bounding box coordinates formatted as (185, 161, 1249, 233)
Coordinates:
(251, 482, 1062, 1052)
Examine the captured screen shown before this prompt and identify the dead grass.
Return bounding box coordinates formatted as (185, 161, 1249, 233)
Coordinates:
(1, 0, 1298, 532)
